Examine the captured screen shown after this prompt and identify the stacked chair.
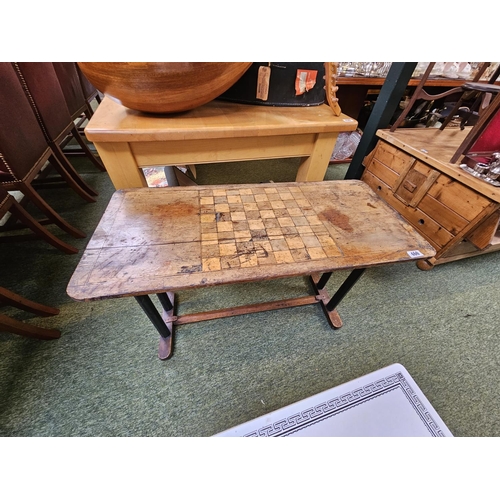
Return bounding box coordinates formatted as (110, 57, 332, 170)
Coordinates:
(389, 62, 500, 163)
(76, 63, 102, 117)
(0, 62, 105, 340)
(0, 62, 89, 250)
(0, 187, 61, 339)
(53, 62, 105, 171)
(0, 286, 61, 340)
(53, 62, 95, 123)
(13, 62, 100, 200)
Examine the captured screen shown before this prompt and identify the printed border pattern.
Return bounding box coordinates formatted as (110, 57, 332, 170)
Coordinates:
(244, 372, 445, 437)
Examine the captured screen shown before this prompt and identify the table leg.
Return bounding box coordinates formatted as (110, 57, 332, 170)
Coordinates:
(93, 141, 148, 189)
(135, 293, 175, 360)
(295, 132, 339, 182)
(135, 269, 365, 357)
(325, 268, 366, 312)
(310, 268, 366, 329)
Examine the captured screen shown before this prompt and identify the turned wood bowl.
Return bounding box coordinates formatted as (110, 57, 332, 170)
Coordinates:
(77, 62, 252, 114)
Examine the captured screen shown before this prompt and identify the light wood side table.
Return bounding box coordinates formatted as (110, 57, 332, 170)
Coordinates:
(85, 97, 358, 189)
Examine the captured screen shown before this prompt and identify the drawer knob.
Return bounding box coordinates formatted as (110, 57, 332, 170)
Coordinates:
(403, 180, 417, 193)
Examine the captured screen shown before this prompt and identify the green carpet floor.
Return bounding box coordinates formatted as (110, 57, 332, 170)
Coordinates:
(1, 155, 499, 437)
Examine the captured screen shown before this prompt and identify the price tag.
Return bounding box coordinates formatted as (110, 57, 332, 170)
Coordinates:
(256, 66, 271, 101)
(407, 250, 424, 258)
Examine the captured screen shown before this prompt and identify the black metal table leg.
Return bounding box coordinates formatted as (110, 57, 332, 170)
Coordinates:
(157, 292, 174, 312)
(135, 294, 174, 360)
(316, 272, 333, 290)
(326, 268, 366, 312)
(135, 295, 171, 338)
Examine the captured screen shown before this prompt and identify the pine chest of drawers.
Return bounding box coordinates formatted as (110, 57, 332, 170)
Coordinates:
(361, 128, 500, 270)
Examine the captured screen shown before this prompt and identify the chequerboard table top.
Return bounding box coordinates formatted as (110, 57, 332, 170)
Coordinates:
(67, 180, 435, 301)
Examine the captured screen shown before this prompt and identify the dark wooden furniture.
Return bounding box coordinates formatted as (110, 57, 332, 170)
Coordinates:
(440, 64, 500, 130)
(52, 62, 107, 166)
(388, 63, 480, 131)
(337, 72, 500, 124)
(0, 185, 78, 254)
(0, 286, 60, 340)
(76, 63, 102, 114)
(53, 62, 95, 123)
(361, 128, 500, 269)
(63, 63, 104, 156)
(388, 63, 500, 164)
(13, 62, 100, 200)
(67, 180, 435, 360)
(0, 186, 61, 340)
(0, 62, 86, 253)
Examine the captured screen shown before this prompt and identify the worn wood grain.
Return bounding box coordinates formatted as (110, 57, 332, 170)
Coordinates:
(67, 180, 435, 302)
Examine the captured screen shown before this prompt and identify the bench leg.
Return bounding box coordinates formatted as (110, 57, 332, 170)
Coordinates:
(310, 268, 366, 329)
(135, 293, 175, 360)
(325, 268, 366, 312)
(135, 269, 365, 358)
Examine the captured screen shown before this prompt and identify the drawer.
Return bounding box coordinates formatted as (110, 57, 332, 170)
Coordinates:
(372, 141, 415, 175)
(393, 160, 440, 207)
(365, 158, 399, 188)
(363, 155, 469, 236)
(363, 170, 454, 249)
(417, 194, 469, 236)
(426, 173, 493, 222)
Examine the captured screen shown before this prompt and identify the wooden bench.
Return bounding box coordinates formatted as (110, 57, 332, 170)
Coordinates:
(67, 180, 435, 360)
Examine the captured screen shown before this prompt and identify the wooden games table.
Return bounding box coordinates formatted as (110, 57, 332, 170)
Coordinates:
(85, 97, 358, 189)
(67, 180, 435, 360)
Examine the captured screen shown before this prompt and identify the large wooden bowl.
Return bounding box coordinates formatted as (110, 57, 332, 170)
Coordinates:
(77, 62, 252, 114)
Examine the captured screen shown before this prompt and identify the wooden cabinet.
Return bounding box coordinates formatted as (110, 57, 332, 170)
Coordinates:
(361, 128, 500, 269)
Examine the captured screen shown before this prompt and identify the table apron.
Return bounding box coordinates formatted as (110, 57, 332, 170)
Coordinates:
(129, 133, 338, 166)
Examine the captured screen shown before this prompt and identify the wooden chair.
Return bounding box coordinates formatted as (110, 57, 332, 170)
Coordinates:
(390, 62, 500, 163)
(439, 64, 500, 130)
(0, 184, 79, 254)
(52, 62, 106, 171)
(76, 63, 102, 113)
(0, 186, 62, 339)
(0, 286, 60, 340)
(0, 62, 86, 250)
(52, 62, 94, 122)
(12, 62, 101, 197)
(390, 63, 492, 131)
